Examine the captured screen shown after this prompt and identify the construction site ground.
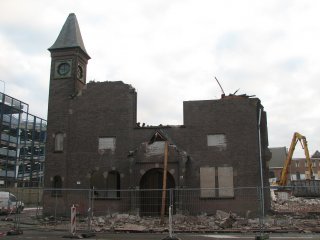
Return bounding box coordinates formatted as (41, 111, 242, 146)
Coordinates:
(0, 193, 320, 238)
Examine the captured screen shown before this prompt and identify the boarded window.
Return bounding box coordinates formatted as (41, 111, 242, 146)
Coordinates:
(200, 166, 234, 198)
(99, 137, 116, 151)
(54, 133, 64, 152)
(207, 134, 226, 149)
(218, 167, 234, 197)
(200, 167, 216, 198)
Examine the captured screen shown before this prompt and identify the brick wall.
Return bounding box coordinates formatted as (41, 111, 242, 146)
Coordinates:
(45, 79, 270, 216)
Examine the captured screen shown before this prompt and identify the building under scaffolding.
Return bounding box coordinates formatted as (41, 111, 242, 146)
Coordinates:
(0, 92, 46, 187)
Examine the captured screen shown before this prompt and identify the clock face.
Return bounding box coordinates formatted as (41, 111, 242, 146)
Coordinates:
(57, 63, 71, 76)
(53, 59, 73, 79)
(77, 65, 83, 80)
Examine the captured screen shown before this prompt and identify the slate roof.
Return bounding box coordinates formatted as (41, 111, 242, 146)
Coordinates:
(312, 150, 320, 158)
(49, 13, 90, 58)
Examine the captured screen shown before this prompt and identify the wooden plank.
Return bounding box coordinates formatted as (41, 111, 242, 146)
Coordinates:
(160, 141, 168, 224)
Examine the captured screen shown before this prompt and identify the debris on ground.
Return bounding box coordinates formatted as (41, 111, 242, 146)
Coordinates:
(35, 192, 320, 233)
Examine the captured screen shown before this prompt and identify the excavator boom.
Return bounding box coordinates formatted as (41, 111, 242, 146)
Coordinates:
(279, 132, 313, 186)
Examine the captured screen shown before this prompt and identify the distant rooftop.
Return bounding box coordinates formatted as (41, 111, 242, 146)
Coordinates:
(312, 150, 320, 158)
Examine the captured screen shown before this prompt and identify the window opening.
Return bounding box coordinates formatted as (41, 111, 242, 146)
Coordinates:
(52, 175, 62, 197)
(54, 133, 64, 152)
(207, 134, 227, 150)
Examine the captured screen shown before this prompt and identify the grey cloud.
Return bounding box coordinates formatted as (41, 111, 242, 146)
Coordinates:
(216, 32, 243, 51)
(0, 27, 53, 54)
(278, 58, 305, 72)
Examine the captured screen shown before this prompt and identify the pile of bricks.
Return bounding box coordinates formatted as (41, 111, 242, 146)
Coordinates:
(38, 195, 320, 233)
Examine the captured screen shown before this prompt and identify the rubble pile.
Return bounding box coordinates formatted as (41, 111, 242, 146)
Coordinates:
(87, 210, 320, 233)
(39, 208, 320, 233)
(88, 211, 244, 232)
(90, 213, 160, 232)
(38, 194, 320, 233)
(272, 193, 320, 213)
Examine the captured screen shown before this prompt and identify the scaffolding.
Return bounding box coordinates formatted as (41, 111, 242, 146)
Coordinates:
(0, 92, 46, 187)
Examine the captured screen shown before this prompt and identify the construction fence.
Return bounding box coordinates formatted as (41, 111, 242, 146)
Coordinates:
(0, 186, 320, 234)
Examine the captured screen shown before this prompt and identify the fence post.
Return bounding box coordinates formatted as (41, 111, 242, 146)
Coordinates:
(256, 187, 262, 231)
(256, 186, 269, 240)
(169, 188, 174, 235)
(130, 187, 134, 213)
(87, 188, 92, 232)
(54, 190, 58, 227)
(91, 187, 94, 220)
(14, 187, 21, 231)
(71, 204, 76, 236)
(162, 189, 179, 240)
(135, 187, 139, 216)
(36, 187, 41, 217)
(168, 205, 173, 238)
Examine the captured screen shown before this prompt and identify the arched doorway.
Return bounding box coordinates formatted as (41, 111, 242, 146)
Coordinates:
(139, 168, 175, 216)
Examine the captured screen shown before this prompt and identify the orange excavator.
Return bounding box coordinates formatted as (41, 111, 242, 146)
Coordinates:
(278, 132, 313, 186)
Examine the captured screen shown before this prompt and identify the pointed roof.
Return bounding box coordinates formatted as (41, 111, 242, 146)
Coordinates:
(148, 129, 176, 148)
(49, 13, 90, 58)
(148, 129, 171, 145)
(312, 150, 320, 158)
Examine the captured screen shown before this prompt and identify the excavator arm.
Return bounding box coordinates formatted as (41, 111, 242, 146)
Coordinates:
(279, 132, 313, 186)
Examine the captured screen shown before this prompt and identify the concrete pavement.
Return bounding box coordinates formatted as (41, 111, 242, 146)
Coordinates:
(0, 230, 319, 240)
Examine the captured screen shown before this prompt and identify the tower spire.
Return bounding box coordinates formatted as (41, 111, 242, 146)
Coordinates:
(49, 13, 90, 58)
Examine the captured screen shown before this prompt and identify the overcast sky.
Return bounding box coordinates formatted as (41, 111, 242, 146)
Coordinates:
(0, 0, 319, 157)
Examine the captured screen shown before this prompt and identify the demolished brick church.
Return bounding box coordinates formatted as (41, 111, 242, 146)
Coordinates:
(43, 13, 271, 217)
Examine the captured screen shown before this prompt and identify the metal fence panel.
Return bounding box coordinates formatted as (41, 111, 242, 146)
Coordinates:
(0, 186, 319, 234)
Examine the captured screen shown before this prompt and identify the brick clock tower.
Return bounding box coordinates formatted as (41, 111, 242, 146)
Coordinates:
(45, 13, 90, 189)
